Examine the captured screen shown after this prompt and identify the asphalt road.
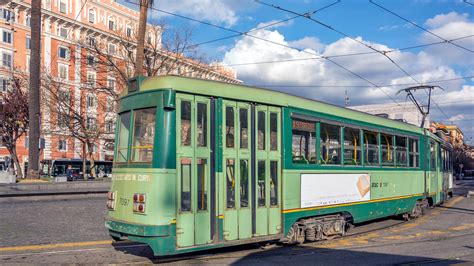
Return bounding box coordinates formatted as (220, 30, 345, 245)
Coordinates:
(1, 181, 474, 264)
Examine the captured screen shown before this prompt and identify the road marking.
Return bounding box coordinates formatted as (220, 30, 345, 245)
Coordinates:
(0, 243, 147, 258)
(0, 240, 113, 252)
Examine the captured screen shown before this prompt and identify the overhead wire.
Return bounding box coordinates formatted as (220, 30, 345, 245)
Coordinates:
(370, 0, 474, 53)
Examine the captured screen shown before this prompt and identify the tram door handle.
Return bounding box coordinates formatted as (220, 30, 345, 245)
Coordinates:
(176, 227, 184, 234)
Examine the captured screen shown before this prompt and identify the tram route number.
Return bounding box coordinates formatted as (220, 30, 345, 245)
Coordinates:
(120, 198, 130, 206)
(371, 182, 388, 188)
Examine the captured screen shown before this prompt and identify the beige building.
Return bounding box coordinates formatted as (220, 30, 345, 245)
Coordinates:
(350, 102, 429, 128)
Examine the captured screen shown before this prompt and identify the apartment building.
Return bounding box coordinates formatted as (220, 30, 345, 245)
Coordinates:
(0, 0, 240, 176)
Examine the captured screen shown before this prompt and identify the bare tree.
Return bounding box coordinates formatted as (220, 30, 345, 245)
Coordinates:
(0, 71, 29, 178)
(41, 73, 114, 179)
(79, 22, 211, 100)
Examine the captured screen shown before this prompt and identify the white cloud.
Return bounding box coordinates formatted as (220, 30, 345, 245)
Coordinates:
(448, 114, 465, 121)
(425, 12, 470, 28)
(420, 12, 474, 66)
(289, 36, 325, 52)
(150, 0, 238, 26)
(222, 27, 467, 106)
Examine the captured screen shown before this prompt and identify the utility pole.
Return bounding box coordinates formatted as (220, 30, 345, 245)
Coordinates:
(134, 0, 154, 77)
(28, 0, 41, 178)
(396, 85, 443, 128)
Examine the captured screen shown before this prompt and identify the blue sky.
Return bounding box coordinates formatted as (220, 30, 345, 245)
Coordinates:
(121, 0, 474, 143)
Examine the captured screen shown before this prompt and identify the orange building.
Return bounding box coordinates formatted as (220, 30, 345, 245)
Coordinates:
(0, 0, 240, 176)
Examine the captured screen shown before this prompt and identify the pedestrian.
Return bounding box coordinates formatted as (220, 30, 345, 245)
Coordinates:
(66, 165, 73, 181)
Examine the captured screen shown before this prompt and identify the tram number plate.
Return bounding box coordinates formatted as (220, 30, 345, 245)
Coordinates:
(120, 198, 130, 206)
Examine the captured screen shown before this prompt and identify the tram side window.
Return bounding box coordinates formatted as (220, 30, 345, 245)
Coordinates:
(258, 111, 266, 150)
(226, 107, 235, 148)
(239, 108, 249, 149)
(320, 123, 341, 165)
(381, 133, 394, 166)
(116, 111, 131, 163)
(395, 136, 408, 167)
(131, 108, 156, 163)
(258, 160, 266, 206)
(197, 159, 207, 211)
(181, 101, 192, 146)
(364, 131, 379, 166)
(270, 113, 278, 151)
(292, 118, 315, 164)
(180, 158, 192, 212)
(343, 127, 361, 165)
(196, 103, 207, 147)
(430, 142, 436, 171)
(270, 161, 278, 206)
(240, 159, 249, 208)
(226, 159, 235, 209)
(441, 148, 446, 171)
(409, 138, 419, 168)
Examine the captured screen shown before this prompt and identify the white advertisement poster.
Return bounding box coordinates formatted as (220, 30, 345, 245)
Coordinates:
(301, 173, 371, 208)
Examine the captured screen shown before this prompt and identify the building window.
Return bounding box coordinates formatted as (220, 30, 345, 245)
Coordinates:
(87, 37, 96, 47)
(105, 120, 114, 133)
(108, 44, 116, 55)
(59, 0, 67, 14)
(86, 72, 96, 86)
(1, 9, 15, 22)
(1, 77, 9, 92)
(25, 14, 31, 27)
(58, 46, 69, 59)
(59, 27, 68, 38)
(58, 139, 67, 151)
(107, 79, 115, 91)
(126, 26, 132, 37)
(2, 30, 12, 44)
(2, 52, 12, 68)
(57, 113, 69, 128)
(86, 55, 96, 66)
(58, 63, 68, 80)
(88, 9, 95, 23)
(87, 94, 96, 108)
(26, 36, 31, 49)
(108, 19, 115, 31)
(86, 117, 97, 131)
(106, 97, 114, 112)
(58, 89, 70, 102)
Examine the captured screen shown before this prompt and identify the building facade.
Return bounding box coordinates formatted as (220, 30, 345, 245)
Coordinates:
(349, 102, 430, 129)
(0, 0, 240, 176)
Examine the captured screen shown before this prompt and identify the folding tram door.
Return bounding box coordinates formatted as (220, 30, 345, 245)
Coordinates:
(222, 100, 282, 241)
(176, 94, 213, 248)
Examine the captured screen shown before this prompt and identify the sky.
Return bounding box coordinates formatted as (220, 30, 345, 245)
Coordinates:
(121, 0, 474, 144)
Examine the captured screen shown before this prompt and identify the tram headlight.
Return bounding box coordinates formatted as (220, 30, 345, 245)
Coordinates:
(133, 193, 147, 214)
(107, 191, 116, 210)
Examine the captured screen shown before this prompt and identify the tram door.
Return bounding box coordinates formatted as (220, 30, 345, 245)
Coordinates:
(428, 141, 439, 204)
(222, 101, 281, 241)
(176, 94, 212, 247)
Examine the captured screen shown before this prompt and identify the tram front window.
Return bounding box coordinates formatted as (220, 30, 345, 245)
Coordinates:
(131, 108, 156, 162)
(116, 112, 131, 162)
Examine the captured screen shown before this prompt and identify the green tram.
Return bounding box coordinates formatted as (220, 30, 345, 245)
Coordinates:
(105, 75, 454, 255)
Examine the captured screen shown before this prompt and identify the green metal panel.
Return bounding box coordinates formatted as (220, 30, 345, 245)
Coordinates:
(107, 168, 177, 226)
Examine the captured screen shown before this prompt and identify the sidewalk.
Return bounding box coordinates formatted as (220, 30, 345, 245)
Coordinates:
(0, 180, 111, 197)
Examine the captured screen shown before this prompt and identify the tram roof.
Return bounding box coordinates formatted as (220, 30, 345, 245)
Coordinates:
(135, 75, 424, 135)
